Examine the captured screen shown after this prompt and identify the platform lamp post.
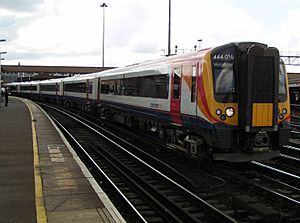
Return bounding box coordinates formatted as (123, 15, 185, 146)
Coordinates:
(0, 51, 7, 104)
(167, 0, 171, 56)
(0, 39, 6, 104)
(198, 39, 202, 50)
(100, 3, 107, 67)
(0, 52, 6, 71)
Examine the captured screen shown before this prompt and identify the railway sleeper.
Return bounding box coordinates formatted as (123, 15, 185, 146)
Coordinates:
(233, 194, 281, 222)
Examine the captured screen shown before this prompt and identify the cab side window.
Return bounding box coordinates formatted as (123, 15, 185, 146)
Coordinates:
(173, 67, 181, 99)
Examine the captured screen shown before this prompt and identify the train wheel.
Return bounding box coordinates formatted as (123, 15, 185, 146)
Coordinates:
(204, 146, 213, 164)
(158, 128, 165, 140)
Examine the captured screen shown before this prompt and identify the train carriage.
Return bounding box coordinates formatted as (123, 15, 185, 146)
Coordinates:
(9, 81, 40, 100)
(205, 43, 290, 161)
(62, 74, 98, 110)
(96, 62, 172, 125)
(289, 82, 300, 104)
(95, 42, 290, 161)
(7, 42, 291, 162)
(5, 82, 20, 94)
(39, 78, 63, 103)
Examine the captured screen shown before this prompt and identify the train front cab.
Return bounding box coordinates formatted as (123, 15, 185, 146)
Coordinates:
(208, 42, 290, 162)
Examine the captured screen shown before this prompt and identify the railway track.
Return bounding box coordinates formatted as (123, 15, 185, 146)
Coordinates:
(282, 144, 300, 158)
(40, 103, 300, 222)
(291, 104, 300, 112)
(40, 103, 236, 223)
(289, 123, 300, 139)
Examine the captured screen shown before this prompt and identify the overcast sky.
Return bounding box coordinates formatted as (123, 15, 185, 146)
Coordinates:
(1, 0, 300, 72)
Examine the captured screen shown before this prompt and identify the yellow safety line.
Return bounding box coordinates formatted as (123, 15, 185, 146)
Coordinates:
(23, 99, 48, 223)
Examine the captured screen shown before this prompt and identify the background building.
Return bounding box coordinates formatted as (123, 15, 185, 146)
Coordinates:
(0, 65, 115, 83)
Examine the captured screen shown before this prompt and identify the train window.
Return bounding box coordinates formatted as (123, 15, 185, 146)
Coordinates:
(101, 81, 110, 94)
(40, 84, 57, 91)
(213, 62, 235, 94)
(100, 74, 169, 99)
(154, 75, 169, 99)
(191, 66, 196, 102)
(126, 78, 137, 96)
(9, 86, 17, 91)
(143, 76, 155, 97)
(88, 82, 93, 93)
(279, 63, 287, 102)
(20, 85, 37, 91)
(109, 84, 114, 94)
(115, 80, 122, 95)
(173, 68, 181, 99)
(211, 45, 237, 103)
(65, 82, 87, 93)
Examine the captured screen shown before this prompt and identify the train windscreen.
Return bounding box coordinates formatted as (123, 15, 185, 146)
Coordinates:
(211, 46, 237, 102)
(279, 62, 287, 102)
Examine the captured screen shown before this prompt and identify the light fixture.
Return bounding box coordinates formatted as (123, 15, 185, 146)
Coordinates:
(225, 107, 235, 117)
(215, 109, 222, 116)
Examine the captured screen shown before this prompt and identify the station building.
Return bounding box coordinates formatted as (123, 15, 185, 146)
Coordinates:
(0, 65, 115, 83)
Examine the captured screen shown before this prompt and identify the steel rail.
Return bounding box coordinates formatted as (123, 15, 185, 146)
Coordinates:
(50, 115, 148, 223)
(44, 103, 237, 223)
(224, 164, 300, 206)
(283, 145, 300, 152)
(252, 161, 300, 186)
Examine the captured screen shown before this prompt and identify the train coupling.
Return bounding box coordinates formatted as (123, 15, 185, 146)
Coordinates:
(254, 131, 269, 147)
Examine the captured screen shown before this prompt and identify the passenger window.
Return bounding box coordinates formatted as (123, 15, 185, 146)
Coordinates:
(191, 66, 196, 102)
(109, 84, 114, 94)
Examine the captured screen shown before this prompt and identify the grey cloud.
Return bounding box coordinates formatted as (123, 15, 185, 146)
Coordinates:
(131, 41, 160, 54)
(106, 2, 148, 48)
(0, 15, 34, 42)
(5, 48, 101, 61)
(0, 0, 43, 12)
(0, 16, 19, 41)
(5, 51, 45, 61)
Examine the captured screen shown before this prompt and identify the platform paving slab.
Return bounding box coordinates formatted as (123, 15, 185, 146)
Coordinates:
(47, 209, 109, 223)
(0, 97, 125, 223)
(0, 98, 36, 223)
(23, 98, 125, 223)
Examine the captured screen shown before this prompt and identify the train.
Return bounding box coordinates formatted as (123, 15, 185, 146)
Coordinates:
(6, 42, 291, 162)
(289, 83, 300, 105)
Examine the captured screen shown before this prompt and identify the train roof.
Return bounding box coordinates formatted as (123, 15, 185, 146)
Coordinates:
(39, 78, 64, 85)
(6, 80, 41, 86)
(6, 42, 280, 86)
(95, 48, 211, 78)
(62, 73, 97, 82)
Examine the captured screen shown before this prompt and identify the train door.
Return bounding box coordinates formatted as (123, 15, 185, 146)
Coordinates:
(59, 81, 64, 97)
(171, 66, 182, 124)
(97, 78, 101, 101)
(86, 80, 89, 100)
(55, 83, 58, 97)
(238, 44, 279, 130)
(189, 64, 197, 116)
(180, 64, 197, 116)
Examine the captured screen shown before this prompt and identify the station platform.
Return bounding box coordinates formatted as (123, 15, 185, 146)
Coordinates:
(0, 97, 125, 223)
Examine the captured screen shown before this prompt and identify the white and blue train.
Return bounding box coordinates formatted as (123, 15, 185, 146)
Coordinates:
(6, 42, 291, 162)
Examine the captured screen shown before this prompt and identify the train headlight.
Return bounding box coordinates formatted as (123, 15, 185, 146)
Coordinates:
(282, 108, 287, 115)
(279, 114, 284, 120)
(225, 107, 235, 117)
(220, 114, 226, 121)
(216, 109, 222, 116)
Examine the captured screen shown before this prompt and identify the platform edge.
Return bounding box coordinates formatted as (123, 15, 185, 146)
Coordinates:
(35, 102, 126, 223)
(22, 98, 48, 223)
